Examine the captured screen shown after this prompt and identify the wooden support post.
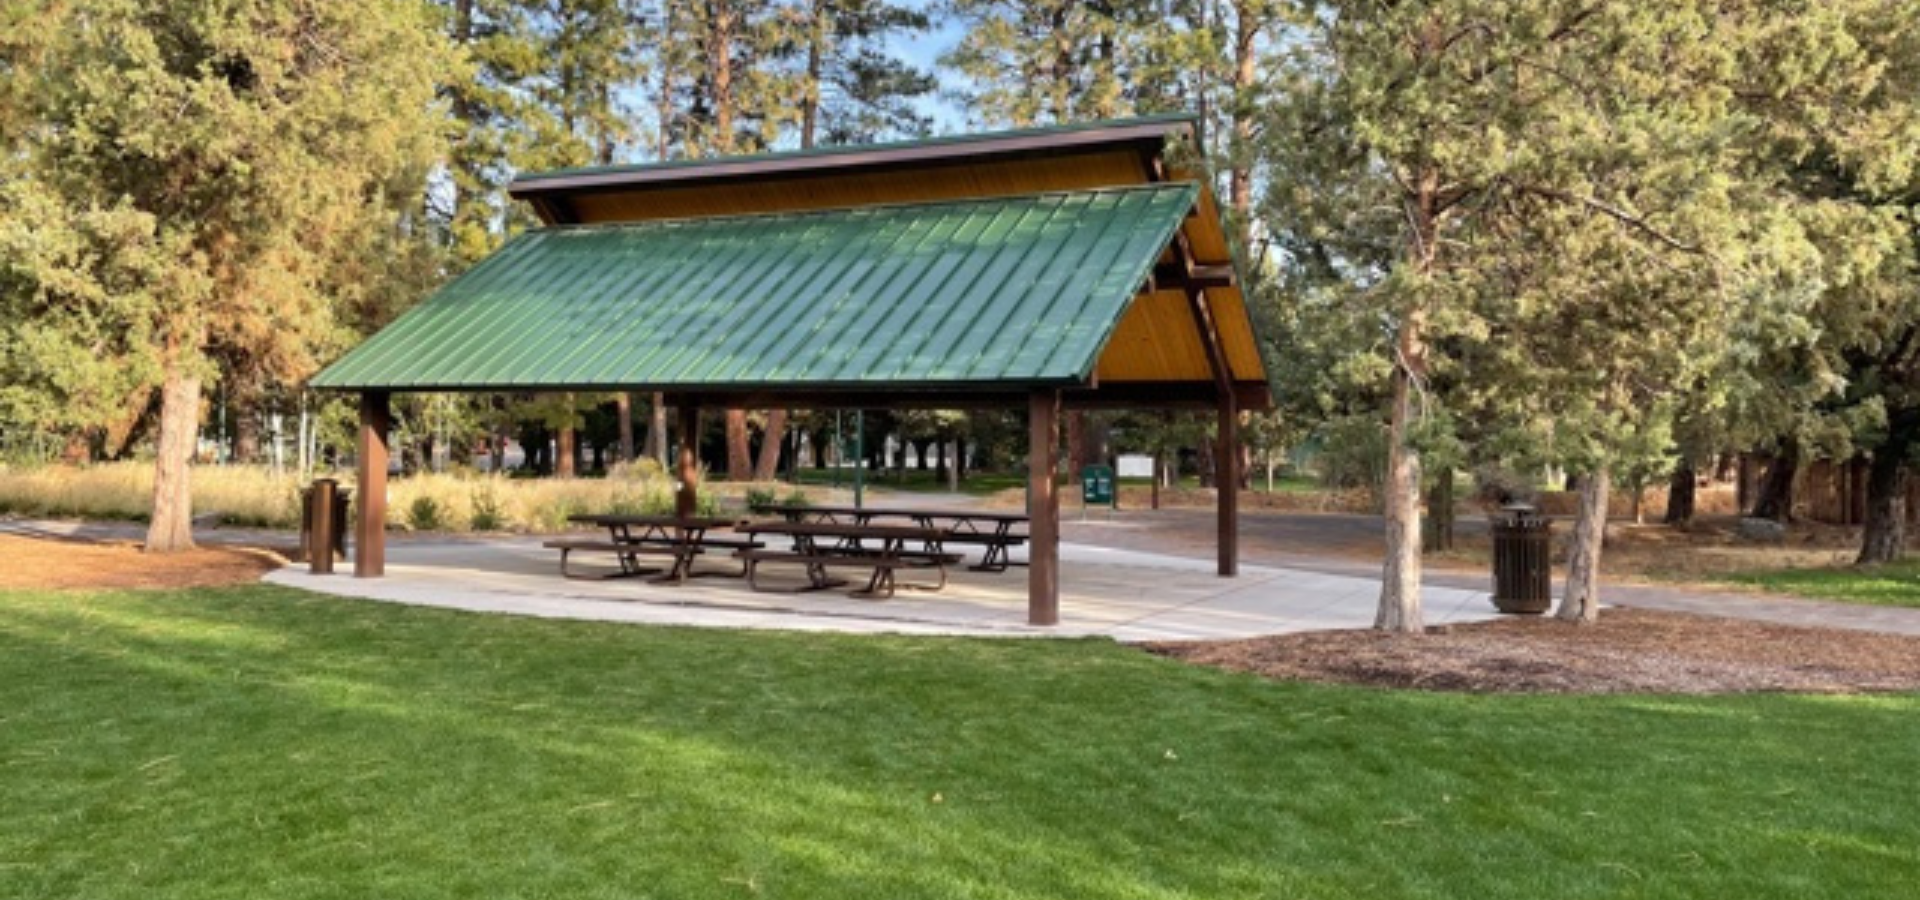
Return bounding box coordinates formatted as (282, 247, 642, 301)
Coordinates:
(355, 391, 390, 578)
(676, 402, 701, 518)
(1028, 389, 1061, 626)
(1217, 388, 1239, 576)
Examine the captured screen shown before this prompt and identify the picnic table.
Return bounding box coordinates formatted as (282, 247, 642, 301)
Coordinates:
(735, 520, 960, 599)
(547, 514, 757, 583)
(751, 504, 1029, 572)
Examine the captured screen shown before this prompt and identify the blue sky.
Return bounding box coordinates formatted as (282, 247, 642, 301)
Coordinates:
(896, 3, 970, 134)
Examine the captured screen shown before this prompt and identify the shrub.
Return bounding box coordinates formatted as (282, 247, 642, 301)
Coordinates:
(469, 484, 505, 531)
(407, 495, 446, 531)
(744, 486, 778, 511)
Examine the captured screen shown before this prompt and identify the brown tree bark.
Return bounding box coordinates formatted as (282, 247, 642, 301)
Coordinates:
(1751, 440, 1798, 521)
(145, 356, 200, 553)
(1422, 469, 1454, 552)
(556, 424, 576, 479)
(1067, 411, 1090, 475)
(676, 406, 701, 518)
(556, 393, 577, 479)
(103, 387, 156, 460)
(1376, 304, 1426, 633)
(1856, 454, 1906, 564)
(232, 403, 262, 463)
(1228, 0, 1261, 254)
(1557, 468, 1610, 624)
(800, 0, 823, 149)
(1150, 451, 1163, 510)
(647, 392, 668, 466)
(753, 409, 787, 481)
(725, 407, 751, 480)
(1376, 132, 1443, 633)
(1664, 462, 1696, 524)
(616, 393, 635, 464)
(708, 0, 736, 153)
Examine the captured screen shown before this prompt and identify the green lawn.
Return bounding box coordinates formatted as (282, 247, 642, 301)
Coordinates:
(3, 586, 1915, 899)
(1727, 559, 1920, 609)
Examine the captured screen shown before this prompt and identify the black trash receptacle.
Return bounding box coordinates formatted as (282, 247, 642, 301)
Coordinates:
(1489, 503, 1551, 614)
(301, 479, 351, 574)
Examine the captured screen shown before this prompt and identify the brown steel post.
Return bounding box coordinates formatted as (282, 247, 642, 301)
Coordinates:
(1028, 390, 1060, 626)
(676, 403, 701, 518)
(355, 391, 390, 578)
(1217, 390, 1239, 576)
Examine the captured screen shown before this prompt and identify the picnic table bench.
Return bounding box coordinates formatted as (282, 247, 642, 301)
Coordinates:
(735, 520, 960, 599)
(750, 504, 1028, 572)
(547, 514, 759, 583)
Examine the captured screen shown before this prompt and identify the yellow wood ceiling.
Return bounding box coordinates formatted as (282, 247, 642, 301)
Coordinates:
(1093, 288, 1264, 386)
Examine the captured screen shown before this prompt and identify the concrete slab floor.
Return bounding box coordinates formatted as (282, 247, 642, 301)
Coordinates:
(264, 536, 1504, 641)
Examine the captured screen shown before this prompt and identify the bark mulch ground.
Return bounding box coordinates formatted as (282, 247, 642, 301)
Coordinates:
(0, 533, 285, 591)
(1148, 608, 1920, 695)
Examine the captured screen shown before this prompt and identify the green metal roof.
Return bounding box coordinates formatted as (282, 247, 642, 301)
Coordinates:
(310, 184, 1200, 393)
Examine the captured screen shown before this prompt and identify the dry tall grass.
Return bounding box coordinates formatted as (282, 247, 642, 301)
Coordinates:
(0, 462, 814, 533)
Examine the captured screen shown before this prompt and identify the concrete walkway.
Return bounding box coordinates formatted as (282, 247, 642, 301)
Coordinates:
(263, 537, 1499, 642)
(1059, 510, 1920, 637)
(14, 511, 1920, 638)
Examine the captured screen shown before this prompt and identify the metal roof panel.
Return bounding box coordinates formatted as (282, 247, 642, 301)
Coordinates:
(310, 185, 1201, 393)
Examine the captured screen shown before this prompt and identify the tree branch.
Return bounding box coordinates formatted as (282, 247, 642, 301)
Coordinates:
(1521, 185, 1702, 254)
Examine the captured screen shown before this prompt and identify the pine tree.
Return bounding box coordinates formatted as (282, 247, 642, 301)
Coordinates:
(22, 0, 451, 550)
(943, 0, 1134, 126)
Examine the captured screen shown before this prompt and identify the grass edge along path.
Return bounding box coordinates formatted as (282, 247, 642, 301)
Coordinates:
(1725, 558, 1920, 609)
(2, 585, 1915, 900)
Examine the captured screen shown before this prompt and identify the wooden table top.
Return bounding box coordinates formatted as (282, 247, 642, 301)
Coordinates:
(739, 520, 951, 540)
(752, 504, 1028, 523)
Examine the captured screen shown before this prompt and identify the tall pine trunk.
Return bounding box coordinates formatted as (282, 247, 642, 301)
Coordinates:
(1422, 468, 1454, 552)
(1857, 450, 1908, 565)
(1378, 149, 1439, 633)
(1376, 311, 1425, 633)
(753, 410, 787, 481)
(1228, 0, 1259, 254)
(145, 356, 199, 553)
(1664, 462, 1696, 524)
(725, 408, 751, 481)
(616, 393, 634, 464)
(1557, 468, 1610, 624)
(647, 393, 668, 466)
(556, 393, 576, 479)
(1751, 439, 1798, 521)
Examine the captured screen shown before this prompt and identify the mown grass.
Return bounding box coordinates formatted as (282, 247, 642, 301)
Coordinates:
(2, 585, 1915, 899)
(1726, 559, 1920, 609)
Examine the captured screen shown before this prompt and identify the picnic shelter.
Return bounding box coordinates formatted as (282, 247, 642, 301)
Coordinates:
(309, 113, 1274, 626)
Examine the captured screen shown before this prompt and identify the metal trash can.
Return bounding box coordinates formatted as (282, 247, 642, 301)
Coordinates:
(1489, 503, 1551, 614)
(301, 479, 351, 574)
